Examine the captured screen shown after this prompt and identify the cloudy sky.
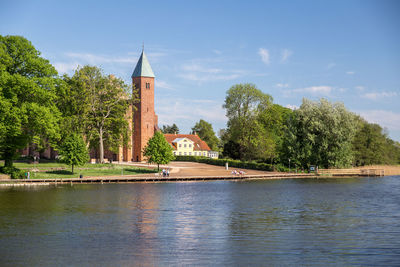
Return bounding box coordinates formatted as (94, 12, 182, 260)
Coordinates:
(1, 0, 399, 140)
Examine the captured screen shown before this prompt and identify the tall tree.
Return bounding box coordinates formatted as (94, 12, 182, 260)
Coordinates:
(143, 131, 175, 171)
(161, 124, 179, 134)
(191, 119, 219, 151)
(282, 98, 357, 169)
(0, 35, 60, 169)
(68, 66, 132, 163)
(223, 83, 273, 160)
(57, 133, 89, 173)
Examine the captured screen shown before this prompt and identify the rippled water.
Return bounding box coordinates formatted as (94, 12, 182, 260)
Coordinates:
(1, 176, 400, 266)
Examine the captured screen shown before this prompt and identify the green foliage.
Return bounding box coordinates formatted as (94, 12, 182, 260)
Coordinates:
(0, 166, 25, 179)
(63, 65, 134, 162)
(352, 118, 400, 166)
(162, 123, 179, 134)
(223, 83, 273, 160)
(0, 35, 61, 168)
(57, 134, 89, 173)
(143, 131, 175, 170)
(191, 119, 219, 151)
(281, 98, 357, 168)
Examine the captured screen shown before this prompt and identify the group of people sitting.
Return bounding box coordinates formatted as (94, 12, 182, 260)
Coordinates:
(162, 168, 170, 177)
(231, 170, 246, 175)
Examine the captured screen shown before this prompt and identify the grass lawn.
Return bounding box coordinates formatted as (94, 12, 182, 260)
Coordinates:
(10, 162, 158, 179)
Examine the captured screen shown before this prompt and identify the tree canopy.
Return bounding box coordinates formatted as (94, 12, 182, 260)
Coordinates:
(0, 35, 60, 168)
(223, 83, 273, 160)
(143, 131, 175, 171)
(63, 65, 133, 163)
(57, 133, 89, 173)
(191, 119, 219, 151)
(281, 98, 357, 169)
(162, 123, 179, 134)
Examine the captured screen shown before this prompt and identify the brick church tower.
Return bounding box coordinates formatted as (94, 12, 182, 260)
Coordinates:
(132, 50, 158, 162)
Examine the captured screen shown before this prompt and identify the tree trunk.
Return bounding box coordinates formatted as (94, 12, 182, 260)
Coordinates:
(4, 149, 14, 168)
(99, 127, 104, 163)
(158, 163, 159, 172)
(72, 164, 74, 174)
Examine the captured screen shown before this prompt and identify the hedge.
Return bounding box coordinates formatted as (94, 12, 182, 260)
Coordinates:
(173, 156, 285, 172)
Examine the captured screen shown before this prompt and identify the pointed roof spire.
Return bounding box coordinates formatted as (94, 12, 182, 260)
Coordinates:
(131, 48, 155, 78)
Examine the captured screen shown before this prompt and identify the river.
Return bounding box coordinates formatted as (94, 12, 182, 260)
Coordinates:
(1, 176, 400, 266)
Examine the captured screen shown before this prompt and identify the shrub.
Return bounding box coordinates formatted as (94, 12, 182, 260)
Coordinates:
(0, 166, 25, 179)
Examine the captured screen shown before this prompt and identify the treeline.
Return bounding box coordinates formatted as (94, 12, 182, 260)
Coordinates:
(220, 84, 400, 169)
(0, 35, 134, 175)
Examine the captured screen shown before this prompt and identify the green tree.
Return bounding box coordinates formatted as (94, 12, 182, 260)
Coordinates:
(352, 118, 400, 166)
(57, 133, 89, 173)
(0, 35, 60, 169)
(258, 104, 293, 164)
(162, 123, 179, 134)
(282, 98, 357, 169)
(67, 66, 132, 163)
(223, 83, 273, 160)
(191, 119, 219, 151)
(143, 131, 175, 171)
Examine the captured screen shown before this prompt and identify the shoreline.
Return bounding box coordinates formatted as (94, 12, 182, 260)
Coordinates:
(0, 172, 388, 186)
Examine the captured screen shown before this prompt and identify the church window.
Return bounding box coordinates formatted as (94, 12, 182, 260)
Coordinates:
(146, 82, 150, 89)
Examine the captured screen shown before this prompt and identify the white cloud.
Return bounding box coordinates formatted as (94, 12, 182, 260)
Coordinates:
(258, 48, 270, 64)
(291, 85, 333, 95)
(179, 62, 245, 82)
(53, 62, 80, 74)
(355, 86, 365, 91)
(281, 49, 293, 63)
(156, 80, 175, 90)
(346, 71, 355, 75)
(213, 49, 222, 55)
(326, 63, 336, 69)
(276, 83, 289, 88)
(156, 98, 227, 132)
(285, 104, 298, 110)
(362, 91, 398, 100)
(65, 52, 137, 64)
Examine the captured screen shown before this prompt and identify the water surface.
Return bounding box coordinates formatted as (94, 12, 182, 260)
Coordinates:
(1, 176, 400, 266)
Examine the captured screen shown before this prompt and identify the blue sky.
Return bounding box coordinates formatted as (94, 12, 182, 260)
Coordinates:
(1, 0, 400, 140)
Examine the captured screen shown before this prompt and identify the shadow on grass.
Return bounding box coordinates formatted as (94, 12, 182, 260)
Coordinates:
(45, 170, 73, 175)
(123, 168, 157, 174)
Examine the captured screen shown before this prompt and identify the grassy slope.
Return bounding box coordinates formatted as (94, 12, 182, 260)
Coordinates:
(13, 162, 158, 179)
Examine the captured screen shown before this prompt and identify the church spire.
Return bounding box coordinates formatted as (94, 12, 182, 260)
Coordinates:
(131, 49, 155, 78)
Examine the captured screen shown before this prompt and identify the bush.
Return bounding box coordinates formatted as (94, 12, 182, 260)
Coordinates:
(0, 166, 25, 179)
(174, 156, 275, 172)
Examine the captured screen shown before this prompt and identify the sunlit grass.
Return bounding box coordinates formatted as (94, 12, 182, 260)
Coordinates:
(10, 162, 158, 179)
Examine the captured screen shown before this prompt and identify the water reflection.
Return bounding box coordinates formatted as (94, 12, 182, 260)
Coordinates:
(1, 177, 400, 266)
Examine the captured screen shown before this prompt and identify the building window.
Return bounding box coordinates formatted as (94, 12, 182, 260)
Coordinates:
(179, 144, 182, 147)
(189, 152, 191, 155)
(173, 151, 176, 155)
(184, 152, 187, 155)
(146, 82, 150, 89)
(184, 144, 187, 148)
(194, 152, 197, 156)
(189, 144, 191, 147)
(179, 152, 182, 155)
(203, 152, 206, 156)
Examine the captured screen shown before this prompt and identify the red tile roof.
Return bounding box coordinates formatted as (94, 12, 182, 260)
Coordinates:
(164, 134, 211, 151)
